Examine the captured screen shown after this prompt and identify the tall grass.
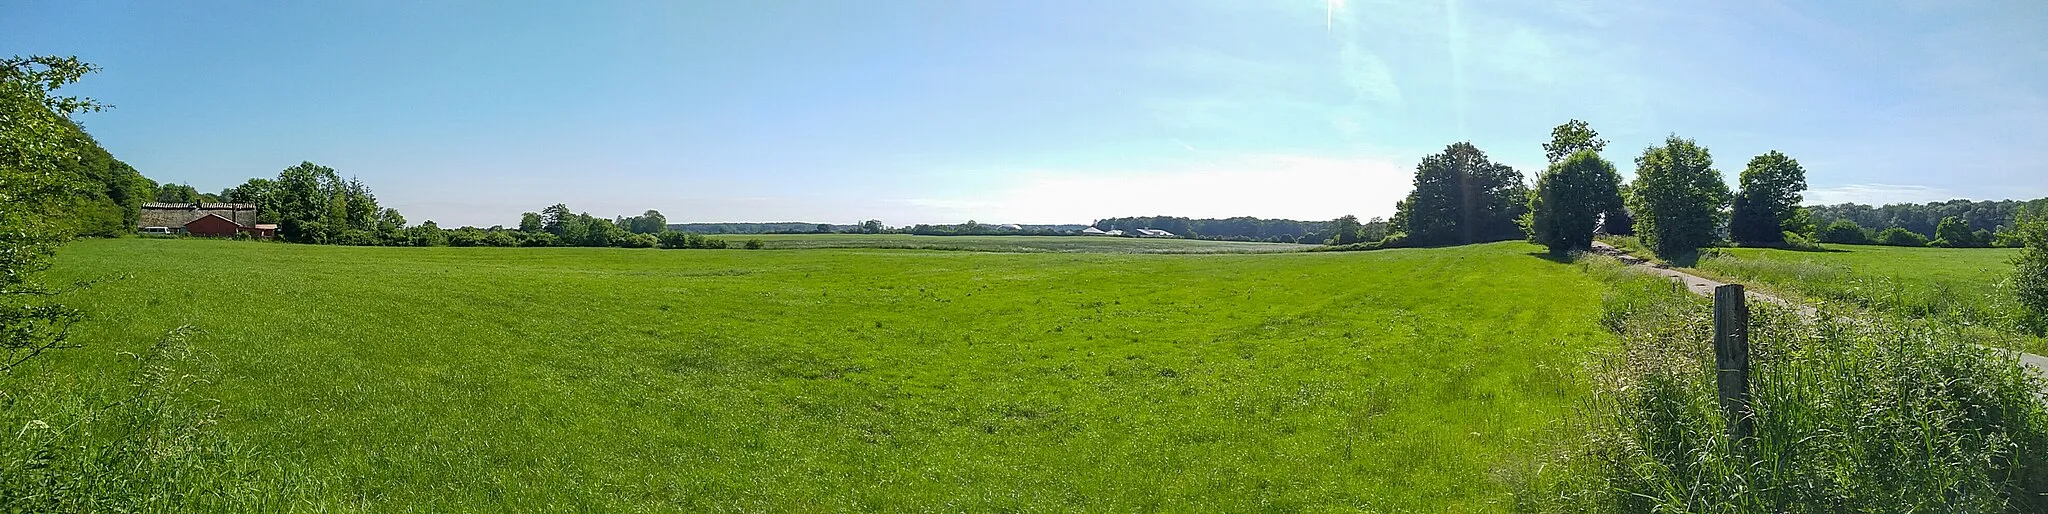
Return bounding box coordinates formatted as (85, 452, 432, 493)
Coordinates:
(1695, 249, 2027, 334)
(0, 328, 256, 511)
(1524, 259, 2048, 512)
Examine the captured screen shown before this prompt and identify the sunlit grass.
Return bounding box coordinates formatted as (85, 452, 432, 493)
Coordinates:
(1691, 245, 2043, 351)
(23, 238, 1610, 511)
(741, 233, 1315, 253)
(1524, 259, 2048, 513)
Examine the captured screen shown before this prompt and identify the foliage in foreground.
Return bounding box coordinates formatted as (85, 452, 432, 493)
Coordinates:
(1, 56, 101, 373)
(2014, 211, 2048, 333)
(1, 328, 254, 512)
(1523, 261, 2048, 512)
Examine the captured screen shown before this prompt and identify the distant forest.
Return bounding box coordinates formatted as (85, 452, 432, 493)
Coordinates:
(1808, 199, 2048, 238)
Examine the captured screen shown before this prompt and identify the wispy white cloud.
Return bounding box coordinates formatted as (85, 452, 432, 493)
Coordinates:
(1804, 183, 1958, 206)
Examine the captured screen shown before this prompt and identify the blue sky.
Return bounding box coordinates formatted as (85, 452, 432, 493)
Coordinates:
(5, 0, 2045, 226)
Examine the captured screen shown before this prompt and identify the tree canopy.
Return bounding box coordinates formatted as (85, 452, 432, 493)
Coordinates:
(620, 210, 667, 234)
(1, 55, 106, 371)
(1525, 150, 1624, 255)
(1392, 142, 1529, 247)
(218, 162, 397, 243)
(1729, 151, 1808, 244)
(1626, 135, 1730, 258)
(1930, 216, 1987, 248)
(1542, 119, 1608, 164)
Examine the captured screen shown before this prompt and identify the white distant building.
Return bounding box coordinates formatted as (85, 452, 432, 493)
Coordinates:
(1104, 229, 1126, 236)
(1133, 228, 1177, 238)
(1081, 227, 1108, 235)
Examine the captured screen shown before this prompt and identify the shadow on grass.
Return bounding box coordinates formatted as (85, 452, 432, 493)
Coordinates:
(1524, 251, 1576, 265)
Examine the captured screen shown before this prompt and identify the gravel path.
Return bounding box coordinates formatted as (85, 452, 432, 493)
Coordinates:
(1589, 241, 2048, 380)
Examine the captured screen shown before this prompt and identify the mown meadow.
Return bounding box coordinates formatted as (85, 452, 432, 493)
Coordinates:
(13, 237, 1613, 511)
(737, 233, 1316, 253)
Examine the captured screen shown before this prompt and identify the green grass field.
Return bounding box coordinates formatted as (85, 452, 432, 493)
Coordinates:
(733, 233, 1316, 253)
(1692, 245, 2038, 341)
(26, 238, 1612, 511)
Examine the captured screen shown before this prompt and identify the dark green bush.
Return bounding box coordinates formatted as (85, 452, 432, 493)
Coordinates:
(2014, 213, 2048, 333)
(1874, 227, 1928, 247)
(517, 232, 556, 247)
(618, 233, 657, 248)
(1816, 220, 1869, 244)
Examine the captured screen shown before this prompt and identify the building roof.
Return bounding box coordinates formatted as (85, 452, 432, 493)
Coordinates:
(143, 202, 256, 210)
(183, 213, 240, 227)
(253, 224, 278, 230)
(139, 203, 259, 229)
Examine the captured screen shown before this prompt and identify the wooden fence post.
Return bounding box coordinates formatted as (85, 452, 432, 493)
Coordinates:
(1713, 284, 1753, 445)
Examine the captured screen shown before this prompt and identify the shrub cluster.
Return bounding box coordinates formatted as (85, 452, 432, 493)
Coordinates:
(656, 231, 729, 249)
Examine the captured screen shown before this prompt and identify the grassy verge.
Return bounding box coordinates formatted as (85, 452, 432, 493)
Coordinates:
(1689, 245, 2045, 353)
(1523, 258, 2048, 512)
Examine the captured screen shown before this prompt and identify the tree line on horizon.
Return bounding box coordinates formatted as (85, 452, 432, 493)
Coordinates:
(1314, 119, 2043, 254)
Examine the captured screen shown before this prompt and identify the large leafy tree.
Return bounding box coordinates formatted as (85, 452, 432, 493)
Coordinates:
(540, 203, 573, 236)
(623, 209, 667, 234)
(154, 182, 204, 203)
(1728, 151, 1807, 244)
(272, 162, 338, 242)
(1392, 142, 1529, 246)
(1931, 216, 1985, 248)
(1626, 135, 1731, 258)
(1525, 150, 1624, 255)
(1542, 120, 1632, 237)
(251, 162, 394, 243)
(1327, 215, 1366, 245)
(51, 130, 152, 236)
(1542, 119, 1608, 164)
